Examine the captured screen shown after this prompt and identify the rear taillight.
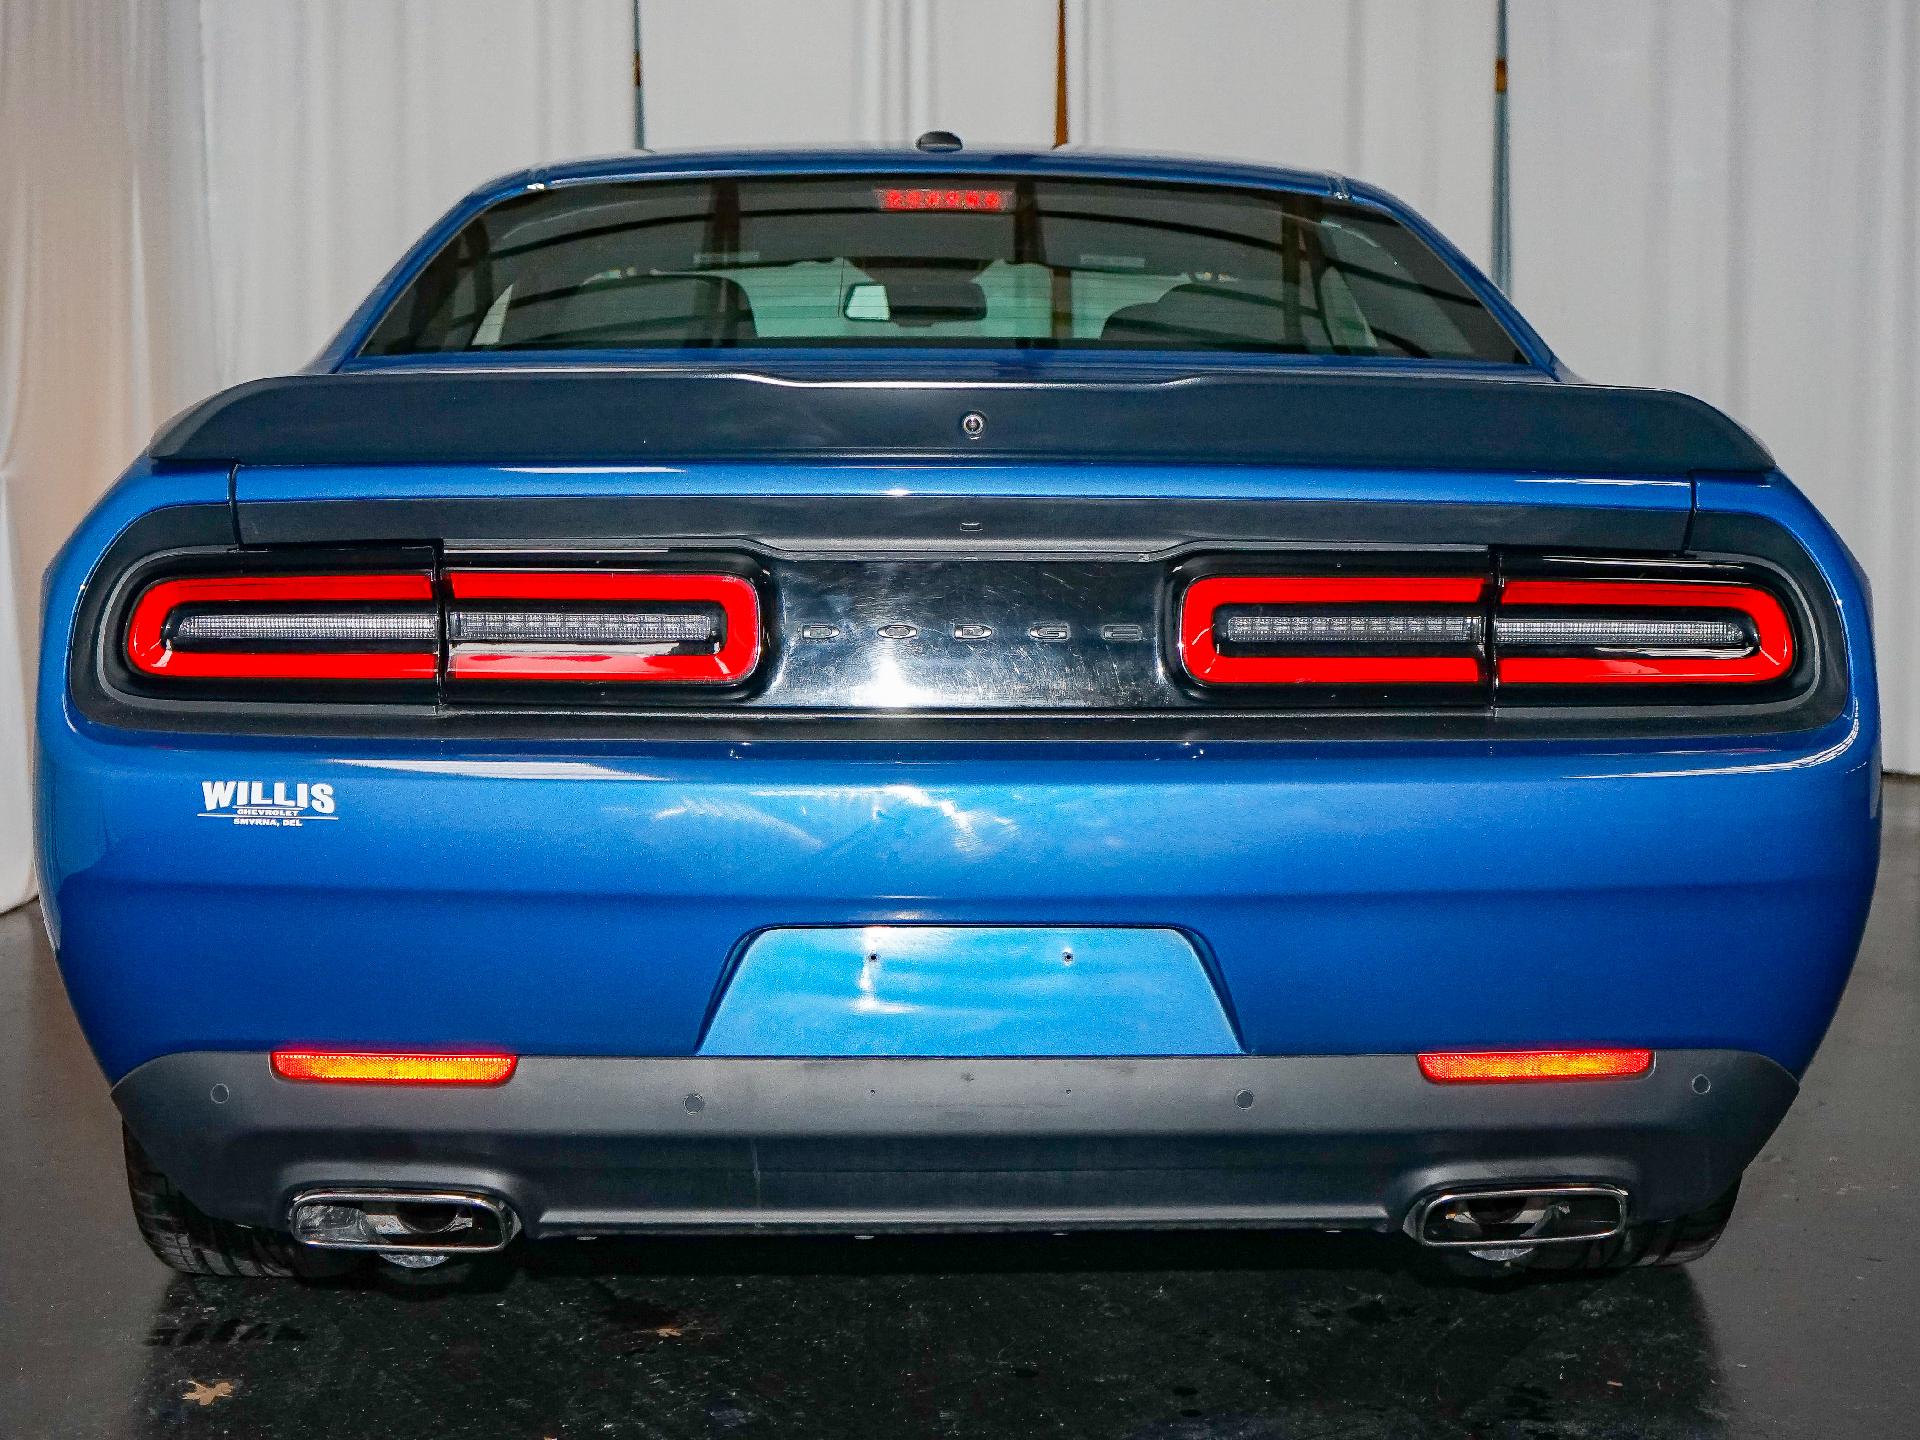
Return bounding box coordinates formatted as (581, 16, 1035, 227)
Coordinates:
(444, 570, 761, 684)
(125, 573, 438, 682)
(1494, 578, 1792, 686)
(123, 564, 763, 691)
(1178, 570, 1796, 695)
(1178, 575, 1488, 686)
(120, 553, 1801, 715)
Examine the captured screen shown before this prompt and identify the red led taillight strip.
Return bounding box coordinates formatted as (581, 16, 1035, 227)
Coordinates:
(445, 570, 762, 683)
(125, 573, 438, 681)
(1418, 1048, 1654, 1083)
(1179, 575, 1487, 686)
(875, 186, 1013, 211)
(1496, 579, 1792, 685)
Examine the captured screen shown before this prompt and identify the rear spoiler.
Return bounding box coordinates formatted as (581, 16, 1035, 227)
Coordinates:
(149, 368, 1773, 475)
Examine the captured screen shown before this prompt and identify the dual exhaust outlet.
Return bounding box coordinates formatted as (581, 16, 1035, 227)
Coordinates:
(289, 1182, 1627, 1260)
(289, 1189, 519, 1258)
(1407, 1183, 1630, 1256)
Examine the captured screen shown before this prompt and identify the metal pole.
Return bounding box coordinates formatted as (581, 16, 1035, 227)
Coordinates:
(632, 0, 647, 150)
(1054, 0, 1069, 148)
(1491, 0, 1511, 291)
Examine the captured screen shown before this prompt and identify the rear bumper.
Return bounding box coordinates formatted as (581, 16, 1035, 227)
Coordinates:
(116, 1049, 1797, 1237)
(46, 730, 1880, 1080)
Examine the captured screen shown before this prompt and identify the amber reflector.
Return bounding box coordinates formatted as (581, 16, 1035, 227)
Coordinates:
(1417, 1049, 1653, 1083)
(271, 1050, 517, 1086)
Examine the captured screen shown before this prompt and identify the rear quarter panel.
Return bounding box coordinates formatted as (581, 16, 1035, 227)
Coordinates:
(36, 462, 1877, 1082)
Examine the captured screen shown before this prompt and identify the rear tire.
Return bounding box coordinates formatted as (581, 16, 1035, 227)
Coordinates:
(1622, 1179, 1743, 1268)
(123, 1128, 358, 1280)
(1436, 1181, 1740, 1279)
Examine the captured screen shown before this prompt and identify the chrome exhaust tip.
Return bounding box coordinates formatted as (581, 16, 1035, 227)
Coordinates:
(288, 1189, 520, 1255)
(1407, 1184, 1629, 1257)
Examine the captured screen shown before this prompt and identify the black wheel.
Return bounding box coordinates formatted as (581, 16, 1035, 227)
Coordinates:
(123, 1128, 358, 1280)
(1434, 1181, 1740, 1279)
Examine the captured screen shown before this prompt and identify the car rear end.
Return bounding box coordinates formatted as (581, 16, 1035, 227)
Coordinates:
(36, 152, 1879, 1271)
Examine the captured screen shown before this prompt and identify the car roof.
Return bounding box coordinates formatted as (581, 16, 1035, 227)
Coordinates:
(474, 145, 1353, 205)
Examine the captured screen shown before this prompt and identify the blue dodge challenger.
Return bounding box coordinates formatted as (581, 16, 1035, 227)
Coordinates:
(37, 140, 1878, 1278)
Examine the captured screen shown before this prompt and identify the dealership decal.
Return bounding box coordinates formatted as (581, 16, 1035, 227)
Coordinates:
(198, 781, 337, 827)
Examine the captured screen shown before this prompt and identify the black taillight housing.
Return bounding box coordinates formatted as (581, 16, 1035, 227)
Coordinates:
(443, 569, 761, 685)
(125, 571, 440, 683)
(118, 557, 766, 698)
(1179, 574, 1489, 687)
(1491, 577, 1792, 688)
(1175, 561, 1803, 703)
(96, 532, 1826, 737)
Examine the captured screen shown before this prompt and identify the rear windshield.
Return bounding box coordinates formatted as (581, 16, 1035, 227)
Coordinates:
(362, 175, 1524, 363)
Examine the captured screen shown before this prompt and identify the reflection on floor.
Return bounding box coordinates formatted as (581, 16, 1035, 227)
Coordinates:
(3, 784, 1915, 1439)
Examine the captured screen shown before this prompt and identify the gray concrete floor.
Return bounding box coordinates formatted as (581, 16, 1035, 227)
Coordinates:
(3, 784, 1916, 1439)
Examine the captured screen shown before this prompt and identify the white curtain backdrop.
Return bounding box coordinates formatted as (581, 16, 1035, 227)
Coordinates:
(7, 0, 1920, 914)
(1513, 0, 1920, 767)
(643, 0, 1057, 151)
(196, 0, 634, 383)
(0, 0, 632, 911)
(0, 0, 217, 914)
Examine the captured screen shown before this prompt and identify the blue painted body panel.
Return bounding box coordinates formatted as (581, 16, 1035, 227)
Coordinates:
(700, 926, 1240, 1057)
(35, 151, 1879, 1101)
(38, 461, 1877, 1084)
